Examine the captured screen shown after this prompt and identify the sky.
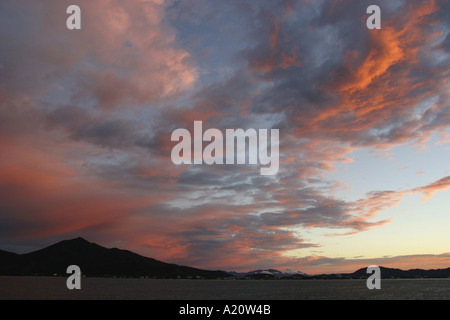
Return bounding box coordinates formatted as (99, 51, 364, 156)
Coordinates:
(0, 0, 449, 275)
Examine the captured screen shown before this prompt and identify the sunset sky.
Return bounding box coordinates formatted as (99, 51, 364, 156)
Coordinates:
(0, 0, 449, 274)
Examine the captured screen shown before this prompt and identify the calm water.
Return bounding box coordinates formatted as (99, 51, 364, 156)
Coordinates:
(1, 277, 450, 300)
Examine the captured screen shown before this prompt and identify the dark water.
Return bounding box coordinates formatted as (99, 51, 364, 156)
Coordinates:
(1, 276, 450, 300)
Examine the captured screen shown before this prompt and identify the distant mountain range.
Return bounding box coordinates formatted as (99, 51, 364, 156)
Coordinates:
(229, 269, 309, 278)
(231, 266, 450, 279)
(0, 237, 230, 279)
(1, 238, 450, 279)
(345, 266, 450, 279)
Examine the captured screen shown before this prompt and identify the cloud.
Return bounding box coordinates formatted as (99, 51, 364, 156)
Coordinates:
(411, 176, 450, 202)
(291, 252, 450, 275)
(0, 0, 197, 107)
(0, 0, 449, 273)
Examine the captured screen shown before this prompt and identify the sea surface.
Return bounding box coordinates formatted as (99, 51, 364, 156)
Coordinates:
(1, 276, 450, 300)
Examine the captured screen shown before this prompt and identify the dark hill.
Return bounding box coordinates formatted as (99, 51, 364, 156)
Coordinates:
(314, 266, 450, 279)
(0, 237, 230, 279)
(0, 249, 18, 258)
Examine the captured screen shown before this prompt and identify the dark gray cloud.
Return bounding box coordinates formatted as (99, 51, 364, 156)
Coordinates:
(0, 0, 449, 272)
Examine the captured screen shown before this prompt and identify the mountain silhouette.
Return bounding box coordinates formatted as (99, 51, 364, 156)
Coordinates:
(231, 266, 450, 279)
(0, 237, 230, 279)
(229, 269, 309, 278)
(295, 266, 450, 279)
(2, 238, 450, 279)
(347, 266, 450, 279)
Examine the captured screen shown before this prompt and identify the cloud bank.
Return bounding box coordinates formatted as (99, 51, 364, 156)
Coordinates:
(0, 0, 449, 273)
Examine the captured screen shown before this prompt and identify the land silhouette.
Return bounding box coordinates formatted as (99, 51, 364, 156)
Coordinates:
(1, 238, 450, 279)
(0, 237, 229, 279)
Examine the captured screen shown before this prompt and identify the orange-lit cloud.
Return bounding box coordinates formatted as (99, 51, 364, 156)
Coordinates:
(0, 0, 448, 274)
(412, 176, 450, 202)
